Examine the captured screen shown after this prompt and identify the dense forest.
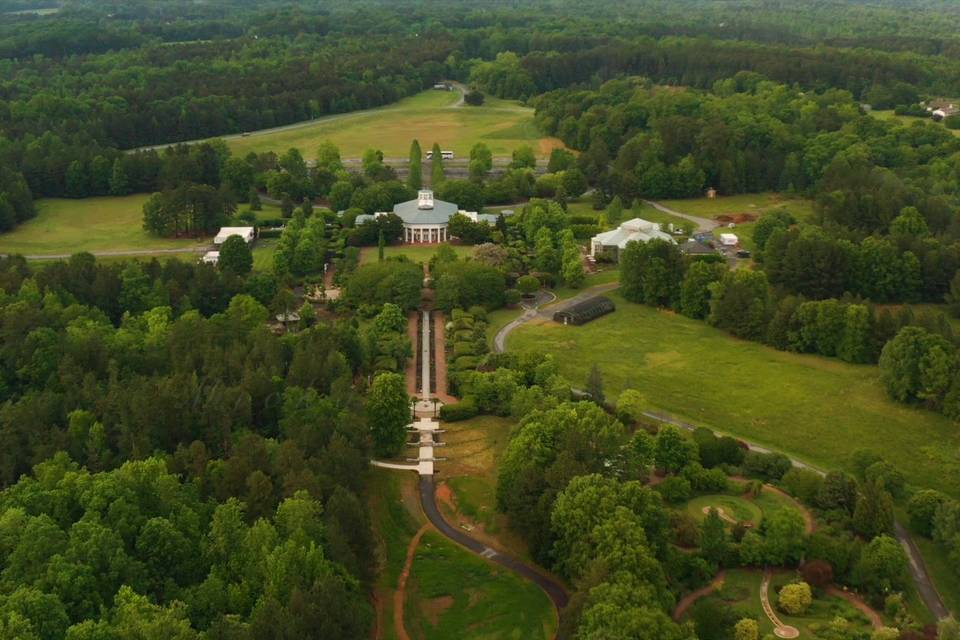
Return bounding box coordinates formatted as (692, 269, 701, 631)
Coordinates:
(3, 1, 960, 637)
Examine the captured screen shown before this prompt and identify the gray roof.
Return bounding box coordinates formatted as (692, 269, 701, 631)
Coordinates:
(477, 214, 498, 225)
(681, 239, 716, 255)
(392, 198, 458, 224)
(355, 214, 375, 224)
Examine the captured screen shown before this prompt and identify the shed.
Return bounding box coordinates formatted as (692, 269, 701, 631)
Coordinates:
(200, 250, 219, 265)
(720, 233, 739, 246)
(553, 296, 615, 326)
(214, 226, 255, 245)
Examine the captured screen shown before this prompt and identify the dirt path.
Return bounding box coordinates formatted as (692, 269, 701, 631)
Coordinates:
(394, 523, 431, 640)
(673, 571, 726, 620)
(825, 586, 884, 629)
(702, 506, 738, 525)
(761, 570, 800, 639)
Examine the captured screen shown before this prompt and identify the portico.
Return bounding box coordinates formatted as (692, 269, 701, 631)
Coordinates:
(404, 225, 449, 244)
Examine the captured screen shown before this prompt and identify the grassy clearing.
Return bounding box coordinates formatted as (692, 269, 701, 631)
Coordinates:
(548, 268, 620, 303)
(359, 243, 475, 266)
(895, 505, 960, 621)
(658, 192, 815, 251)
(485, 307, 523, 345)
(227, 89, 564, 159)
(439, 415, 532, 559)
(0, 195, 208, 256)
(251, 238, 277, 272)
(697, 569, 876, 638)
(403, 530, 556, 640)
(508, 292, 960, 496)
(368, 469, 425, 640)
(871, 110, 960, 137)
(685, 495, 764, 526)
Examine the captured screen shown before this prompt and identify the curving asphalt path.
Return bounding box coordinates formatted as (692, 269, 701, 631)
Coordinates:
(418, 475, 569, 610)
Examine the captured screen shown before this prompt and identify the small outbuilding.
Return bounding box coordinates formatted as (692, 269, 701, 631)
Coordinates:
(201, 250, 219, 265)
(214, 226, 255, 245)
(720, 233, 739, 247)
(680, 239, 716, 256)
(553, 296, 615, 326)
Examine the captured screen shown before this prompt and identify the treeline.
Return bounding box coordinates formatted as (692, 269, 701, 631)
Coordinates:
(534, 76, 960, 227)
(619, 238, 960, 421)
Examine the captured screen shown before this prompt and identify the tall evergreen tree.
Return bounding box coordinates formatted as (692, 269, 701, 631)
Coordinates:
(586, 363, 605, 406)
(408, 140, 423, 190)
(430, 143, 445, 187)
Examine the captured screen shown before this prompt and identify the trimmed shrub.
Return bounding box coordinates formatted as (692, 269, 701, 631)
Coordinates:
(453, 342, 476, 357)
(778, 582, 812, 615)
(440, 398, 478, 421)
(452, 356, 481, 371)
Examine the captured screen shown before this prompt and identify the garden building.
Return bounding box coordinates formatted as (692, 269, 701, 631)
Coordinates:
(590, 218, 675, 260)
(553, 296, 616, 326)
(214, 226, 255, 245)
(361, 190, 488, 244)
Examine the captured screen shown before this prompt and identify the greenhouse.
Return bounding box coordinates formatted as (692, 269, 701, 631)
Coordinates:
(553, 296, 616, 326)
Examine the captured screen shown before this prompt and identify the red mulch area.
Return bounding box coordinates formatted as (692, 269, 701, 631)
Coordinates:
(715, 213, 757, 223)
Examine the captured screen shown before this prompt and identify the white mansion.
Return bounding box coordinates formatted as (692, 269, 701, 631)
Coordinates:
(357, 190, 496, 244)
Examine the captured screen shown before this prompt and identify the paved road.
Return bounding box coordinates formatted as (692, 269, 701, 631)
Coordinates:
(418, 475, 569, 610)
(643, 199, 719, 234)
(1, 247, 208, 261)
(895, 520, 951, 620)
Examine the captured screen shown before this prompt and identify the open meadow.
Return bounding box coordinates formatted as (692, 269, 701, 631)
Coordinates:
(403, 531, 556, 640)
(226, 89, 564, 159)
(0, 195, 208, 257)
(508, 292, 960, 496)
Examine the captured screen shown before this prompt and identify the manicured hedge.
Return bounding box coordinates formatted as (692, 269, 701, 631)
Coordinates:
(440, 398, 478, 421)
(453, 341, 476, 357)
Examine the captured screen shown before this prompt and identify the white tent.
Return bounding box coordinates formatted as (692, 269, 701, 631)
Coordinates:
(214, 227, 255, 245)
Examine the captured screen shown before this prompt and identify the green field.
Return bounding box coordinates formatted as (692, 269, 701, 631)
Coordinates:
(359, 243, 475, 265)
(226, 89, 564, 158)
(403, 531, 556, 640)
(508, 293, 960, 496)
(0, 195, 208, 256)
(251, 238, 278, 272)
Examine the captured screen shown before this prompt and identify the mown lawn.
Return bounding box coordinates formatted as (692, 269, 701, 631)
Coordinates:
(695, 569, 877, 638)
(403, 531, 556, 640)
(359, 243, 475, 266)
(0, 195, 208, 256)
(508, 292, 960, 497)
(251, 238, 277, 272)
(440, 415, 531, 559)
(227, 89, 564, 158)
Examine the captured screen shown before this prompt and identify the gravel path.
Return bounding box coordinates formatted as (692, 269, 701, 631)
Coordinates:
(643, 199, 719, 234)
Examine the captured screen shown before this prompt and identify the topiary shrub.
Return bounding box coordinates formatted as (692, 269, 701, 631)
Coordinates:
(440, 398, 478, 422)
(778, 582, 812, 615)
(452, 355, 480, 371)
(453, 342, 476, 357)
